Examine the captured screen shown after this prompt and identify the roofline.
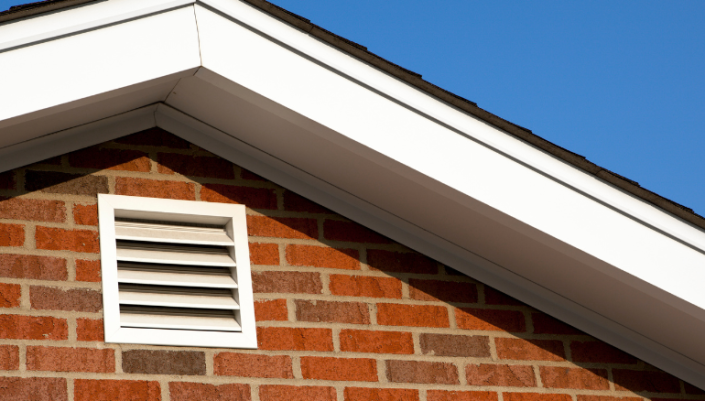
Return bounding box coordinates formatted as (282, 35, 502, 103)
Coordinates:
(0, 0, 96, 23)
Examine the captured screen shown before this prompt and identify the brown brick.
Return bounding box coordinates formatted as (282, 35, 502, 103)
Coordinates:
(504, 393, 572, 401)
(257, 327, 333, 351)
(253, 271, 322, 294)
(386, 360, 459, 384)
(115, 177, 195, 200)
(30, 286, 101, 312)
(466, 364, 536, 387)
(0, 254, 67, 280)
(215, 353, 293, 378)
(329, 275, 402, 299)
(685, 382, 705, 395)
(247, 216, 318, 239)
(255, 299, 288, 321)
(577, 397, 642, 401)
(532, 313, 583, 335)
(420, 333, 490, 357)
(76, 259, 101, 282)
(122, 350, 205, 375)
(0, 198, 65, 222)
(202, 184, 277, 209)
(340, 329, 414, 354)
(539, 367, 610, 390)
(0, 315, 67, 340)
(301, 357, 378, 382)
(0, 345, 19, 370)
(0, 171, 15, 190)
(249, 243, 279, 265)
(485, 287, 525, 306)
(367, 250, 438, 274)
(35, 227, 99, 253)
(283, 191, 331, 214)
(77, 318, 104, 341)
(570, 341, 637, 364)
(496, 338, 565, 361)
(0, 223, 23, 246)
(27, 346, 114, 373)
(25, 171, 108, 196)
(0, 283, 21, 308)
(296, 300, 370, 324)
(377, 304, 449, 328)
(612, 369, 680, 393)
(409, 279, 477, 303)
(260, 385, 336, 401)
(75, 379, 160, 401)
(73, 204, 98, 226)
(455, 308, 526, 332)
(240, 169, 267, 181)
(158, 153, 235, 179)
(0, 377, 67, 401)
(32, 155, 63, 166)
(115, 127, 191, 149)
(287, 245, 360, 270)
(170, 382, 250, 401)
(345, 387, 420, 401)
(69, 147, 150, 171)
(323, 220, 391, 243)
(427, 390, 497, 401)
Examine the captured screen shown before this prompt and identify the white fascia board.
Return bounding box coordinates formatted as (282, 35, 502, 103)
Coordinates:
(194, 5, 705, 314)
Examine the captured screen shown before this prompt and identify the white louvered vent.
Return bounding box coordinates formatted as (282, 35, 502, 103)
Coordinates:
(98, 195, 257, 348)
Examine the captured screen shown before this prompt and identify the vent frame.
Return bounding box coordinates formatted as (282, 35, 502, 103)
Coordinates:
(98, 194, 257, 348)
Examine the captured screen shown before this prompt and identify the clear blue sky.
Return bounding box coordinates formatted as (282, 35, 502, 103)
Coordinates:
(2, 0, 704, 216)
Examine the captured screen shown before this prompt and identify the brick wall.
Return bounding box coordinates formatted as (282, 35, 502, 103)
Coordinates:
(0, 127, 701, 401)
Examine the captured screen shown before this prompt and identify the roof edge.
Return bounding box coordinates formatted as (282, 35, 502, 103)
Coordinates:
(0, 0, 97, 24)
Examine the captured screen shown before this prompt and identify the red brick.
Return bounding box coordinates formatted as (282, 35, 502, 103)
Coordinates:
(115, 177, 195, 200)
(122, 350, 205, 375)
(466, 364, 536, 387)
(240, 169, 267, 181)
(345, 387, 420, 401)
(249, 243, 279, 265)
(35, 227, 99, 253)
(215, 353, 293, 378)
(73, 204, 98, 226)
(0, 283, 21, 308)
(455, 308, 526, 332)
(330, 275, 402, 299)
(570, 341, 637, 364)
(27, 346, 114, 373)
(283, 192, 331, 214)
(340, 329, 413, 354)
(30, 286, 102, 312)
(0, 315, 67, 340)
(532, 313, 583, 335)
(323, 220, 391, 243)
(496, 338, 565, 361)
(685, 382, 705, 395)
(287, 245, 360, 270)
(377, 304, 449, 328)
(539, 367, 610, 390)
(577, 397, 642, 401)
(0, 223, 23, 246)
(260, 385, 336, 401)
(158, 153, 234, 179)
(0, 171, 15, 190)
(76, 259, 101, 282)
(0, 345, 19, 370)
(69, 147, 150, 172)
(170, 382, 250, 401)
(0, 254, 67, 280)
(257, 327, 333, 351)
(420, 334, 490, 357)
(367, 250, 438, 274)
(504, 393, 572, 401)
(386, 360, 458, 384)
(77, 318, 104, 341)
(297, 300, 370, 324)
(0, 198, 65, 222)
(247, 216, 318, 239)
(0, 377, 67, 401)
(612, 369, 681, 393)
(409, 279, 477, 303)
(485, 287, 525, 306)
(115, 128, 191, 149)
(253, 271, 322, 294)
(202, 184, 277, 209)
(427, 390, 497, 401)
(255, 299, 288, 321)
(74, 379, 160, 401)
(301, 357, 378, 382)
(25, 171, 108, 196)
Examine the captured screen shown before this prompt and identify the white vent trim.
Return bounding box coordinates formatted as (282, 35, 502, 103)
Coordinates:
(98, 194, 257, 348)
